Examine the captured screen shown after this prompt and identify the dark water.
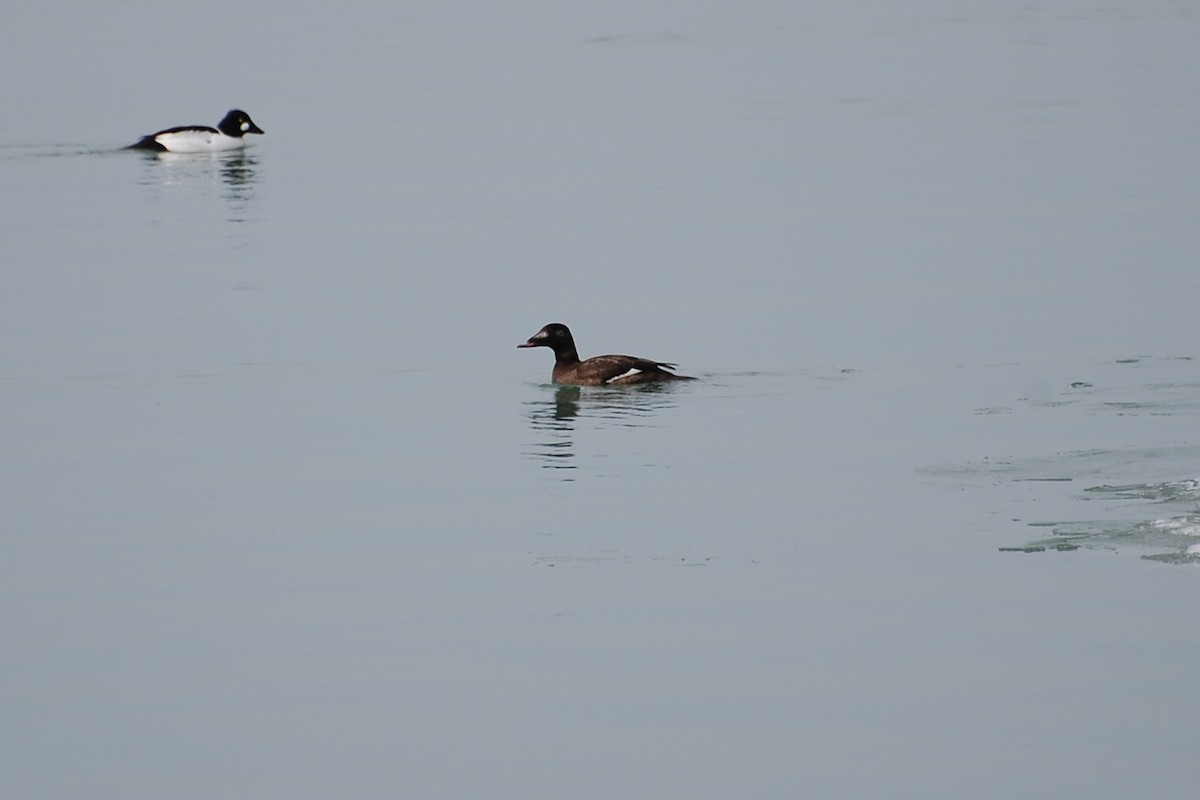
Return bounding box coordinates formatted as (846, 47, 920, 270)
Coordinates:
(2, 3, 1198, 798)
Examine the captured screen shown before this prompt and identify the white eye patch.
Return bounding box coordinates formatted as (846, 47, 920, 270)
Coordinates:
(240, 121, 250, 132)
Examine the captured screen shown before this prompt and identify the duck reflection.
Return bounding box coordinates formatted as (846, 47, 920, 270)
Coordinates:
(217, 151, 258, 200)
(523, 383, 684, 474)
(550, 384, 583, 420)
(136, 149, 260, 223)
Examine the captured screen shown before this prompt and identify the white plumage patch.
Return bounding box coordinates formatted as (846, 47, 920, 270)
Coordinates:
(155, 129, 245, 153)
(604, 368, 643, 383)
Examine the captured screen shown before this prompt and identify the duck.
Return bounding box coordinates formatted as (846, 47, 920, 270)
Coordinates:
(519, 323, 696, 386)
(127, 109, 264, 153)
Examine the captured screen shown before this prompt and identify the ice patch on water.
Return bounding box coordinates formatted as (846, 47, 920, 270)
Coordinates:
(1002, 513, 1200, 562)
(1149, 516, 1200, 538)
(1005, 477, 1200, 559)
(923, 440, 1200, 563)
(1084, 479, 1200, 502)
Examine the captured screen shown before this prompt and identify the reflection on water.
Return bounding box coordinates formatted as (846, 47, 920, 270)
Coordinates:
(135, 149, 260, 224)
(523, 383, 684, 476)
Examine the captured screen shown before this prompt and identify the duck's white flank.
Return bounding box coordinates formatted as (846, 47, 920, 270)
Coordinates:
(150, 129, 247, 153)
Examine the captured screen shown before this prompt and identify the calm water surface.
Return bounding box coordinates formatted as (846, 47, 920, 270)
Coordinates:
(2, 2, 1198, 798)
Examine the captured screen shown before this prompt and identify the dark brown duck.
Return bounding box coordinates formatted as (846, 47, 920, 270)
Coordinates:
(519, 323, 696, 386)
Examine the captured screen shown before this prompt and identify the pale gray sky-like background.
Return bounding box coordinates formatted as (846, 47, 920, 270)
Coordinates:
(2, 2, 1199, 798)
